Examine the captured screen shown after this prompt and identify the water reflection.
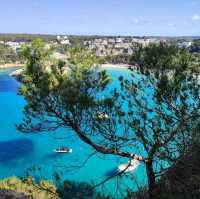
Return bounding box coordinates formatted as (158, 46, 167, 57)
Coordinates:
(0, 138, 34, 163)
(0, 69, 19, 92)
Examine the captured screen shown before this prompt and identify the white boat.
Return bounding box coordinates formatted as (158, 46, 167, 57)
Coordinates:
(118, 159, 139, 172)
(96, 112, 109, 120)
(54, 147, 72, 153)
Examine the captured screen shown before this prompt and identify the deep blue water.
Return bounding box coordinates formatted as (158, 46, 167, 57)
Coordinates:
(0, 68, 147, 196)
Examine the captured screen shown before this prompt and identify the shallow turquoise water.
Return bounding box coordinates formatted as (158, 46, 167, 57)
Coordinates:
(0, 68, 147, 196)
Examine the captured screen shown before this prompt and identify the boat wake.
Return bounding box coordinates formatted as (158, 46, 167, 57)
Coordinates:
(104, 168, 119, 177)
(118, 159, 139, 173)
(105, 159, 140, 178)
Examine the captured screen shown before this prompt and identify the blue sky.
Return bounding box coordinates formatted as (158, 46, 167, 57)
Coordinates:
(0, 0, 200, 36)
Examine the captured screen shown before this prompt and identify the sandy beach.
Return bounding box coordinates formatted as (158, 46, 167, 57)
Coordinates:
(0, 63, 24, 69)
(0, 63, 132, 70)
(101, 63, 135, 69)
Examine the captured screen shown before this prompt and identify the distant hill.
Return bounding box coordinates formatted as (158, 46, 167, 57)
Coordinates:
(0, 33, 200, 42)
(0, 33, 57, 42)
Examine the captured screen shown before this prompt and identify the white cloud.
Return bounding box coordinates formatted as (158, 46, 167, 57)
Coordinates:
(168, 23, 176, 27)
(131, 18, 152, 25)
(192, 14, 200, 21)
(133, 18, 139, 24)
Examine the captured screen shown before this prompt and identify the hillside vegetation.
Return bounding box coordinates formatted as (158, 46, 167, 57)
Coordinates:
(0, 176, 59, 199)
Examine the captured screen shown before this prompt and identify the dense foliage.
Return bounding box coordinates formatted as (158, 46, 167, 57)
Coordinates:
(0, 176, 58, 199)
(125, 124, 200, 199)
(190, 39, 200, 53)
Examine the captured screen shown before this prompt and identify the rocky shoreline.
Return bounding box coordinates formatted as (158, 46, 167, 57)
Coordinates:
(9, 63, 135, 83)
(9, 68, 24, 82)
(0, 189, 32, 199)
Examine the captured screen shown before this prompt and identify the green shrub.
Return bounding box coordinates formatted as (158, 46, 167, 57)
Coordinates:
(0, 176, 59, 199)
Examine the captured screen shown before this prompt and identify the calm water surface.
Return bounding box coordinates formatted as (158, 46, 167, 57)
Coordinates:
(0, 68, 147, 196)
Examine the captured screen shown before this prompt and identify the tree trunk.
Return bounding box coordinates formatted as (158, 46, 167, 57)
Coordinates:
(146, 161, 156, 199)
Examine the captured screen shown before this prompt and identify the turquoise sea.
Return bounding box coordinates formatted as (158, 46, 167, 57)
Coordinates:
(0, 68, 147, 197)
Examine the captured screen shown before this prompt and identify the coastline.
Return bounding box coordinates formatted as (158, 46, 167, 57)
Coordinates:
(7, 63, 135, 80)
(0, 63, 24, 69)
(101, 63, 135, 70)
(0, 63, 132, 70)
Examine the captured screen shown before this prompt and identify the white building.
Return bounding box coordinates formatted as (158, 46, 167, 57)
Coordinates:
(60, 40, 70, 45)
(57, 35, 71, 45)
(116, 37, 124, 43)
(178, 41, 192, 48)
(108, 38, 115, 43)
(57, 35, 61, 40)
(6, 41, 21, 53)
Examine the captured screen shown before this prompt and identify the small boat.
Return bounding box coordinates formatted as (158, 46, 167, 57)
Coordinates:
(54, 147, 72, 153)
(118, 159, 139, 172)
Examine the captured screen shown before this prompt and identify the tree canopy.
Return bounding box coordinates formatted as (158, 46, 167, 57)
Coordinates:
(18, 41, 200, 199)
